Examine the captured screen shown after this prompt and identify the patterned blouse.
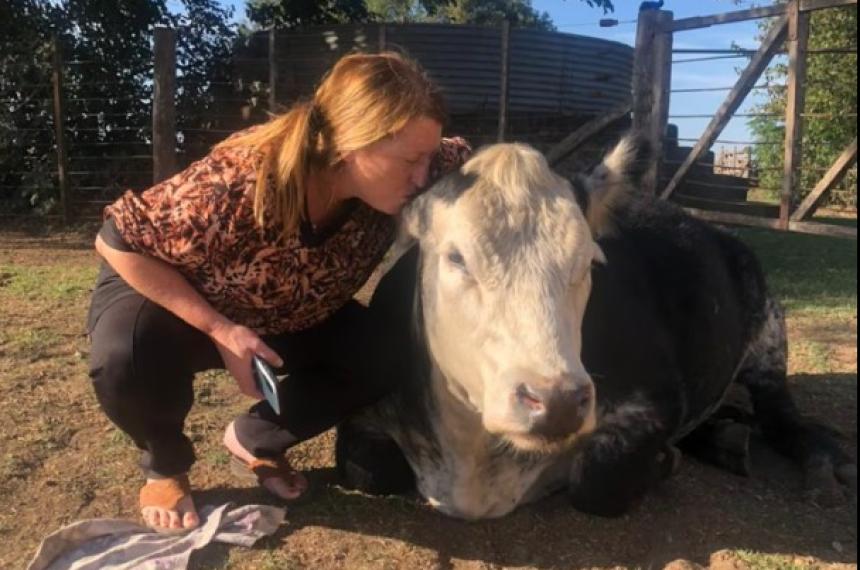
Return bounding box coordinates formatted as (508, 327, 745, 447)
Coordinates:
(102, 130, 472, 335)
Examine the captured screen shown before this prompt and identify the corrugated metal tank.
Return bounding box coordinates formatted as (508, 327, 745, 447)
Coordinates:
(270, 24, 633, 118)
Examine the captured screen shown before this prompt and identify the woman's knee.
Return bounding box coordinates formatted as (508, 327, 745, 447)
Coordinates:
(88, 297, 199, 403)
(88, 303, 139, 397)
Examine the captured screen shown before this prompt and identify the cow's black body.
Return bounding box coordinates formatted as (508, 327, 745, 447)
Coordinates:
(336, 195, 854, 517)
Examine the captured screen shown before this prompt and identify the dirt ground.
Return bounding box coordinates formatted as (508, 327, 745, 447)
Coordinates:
(0, 224, 856, 570)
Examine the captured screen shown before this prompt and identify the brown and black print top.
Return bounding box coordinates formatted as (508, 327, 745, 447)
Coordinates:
(104, 131, 472, 335)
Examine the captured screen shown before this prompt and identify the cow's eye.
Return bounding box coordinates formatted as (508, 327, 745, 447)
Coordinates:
(446, 249, 466, 269)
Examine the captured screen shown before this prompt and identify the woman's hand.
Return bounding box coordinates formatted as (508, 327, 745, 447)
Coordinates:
(209, 321, 284, 400)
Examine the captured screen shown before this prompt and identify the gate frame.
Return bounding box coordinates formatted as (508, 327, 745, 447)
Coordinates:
(632, 0, 858, 239)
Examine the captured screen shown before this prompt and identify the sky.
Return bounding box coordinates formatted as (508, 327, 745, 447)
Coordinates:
(532, 0, 779, 151)
(218, 0, 781, 150)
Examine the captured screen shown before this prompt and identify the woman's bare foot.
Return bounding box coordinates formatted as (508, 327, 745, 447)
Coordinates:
(139, 475, 200, 532)
(223, 421, 308, 500)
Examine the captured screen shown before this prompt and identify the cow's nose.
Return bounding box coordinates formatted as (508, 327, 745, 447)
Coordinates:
(514, 381, 593, 438)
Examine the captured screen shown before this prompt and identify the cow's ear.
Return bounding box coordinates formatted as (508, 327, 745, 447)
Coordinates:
(576, 135, 652, 237)
(593, 242, 607, 265)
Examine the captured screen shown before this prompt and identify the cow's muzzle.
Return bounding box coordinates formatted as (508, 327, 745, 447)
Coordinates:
(514, 377, 594, 439)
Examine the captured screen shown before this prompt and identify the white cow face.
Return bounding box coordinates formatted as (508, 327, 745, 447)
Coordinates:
(403, 139, 641, 453)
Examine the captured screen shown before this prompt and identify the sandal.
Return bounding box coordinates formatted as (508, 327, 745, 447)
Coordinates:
(139, 474, 198, 534)
(229, 454, 309, 501)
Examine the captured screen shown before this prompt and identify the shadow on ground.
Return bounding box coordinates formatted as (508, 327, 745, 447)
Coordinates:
(191, 373, 857, 569)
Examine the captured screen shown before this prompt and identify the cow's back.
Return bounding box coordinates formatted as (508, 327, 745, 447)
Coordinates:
(583, 196, 769, 435)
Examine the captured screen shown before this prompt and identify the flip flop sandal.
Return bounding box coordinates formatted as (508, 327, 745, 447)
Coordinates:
(229, 455, 310, 502)
(139, 474, 198, 535)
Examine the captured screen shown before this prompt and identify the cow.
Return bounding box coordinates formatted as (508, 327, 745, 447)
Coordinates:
(335, 137, 856, 519)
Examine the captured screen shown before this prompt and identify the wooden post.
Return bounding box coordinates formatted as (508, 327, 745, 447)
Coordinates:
(269, 27, 278, 113)
(660, 16, 788, 200)
(51, 35, 71, 224)
(791, 138, 858, 221)
(780, 0, 809, 229)
(651, 11, 674, 193)
(633, 10, 674, 194)
(633, 10, 659, 135)
(153, 27, 177, 184)
(379, 23, 387, 52)
(667, 0, 856, 32)
(497, 21, 510, 143)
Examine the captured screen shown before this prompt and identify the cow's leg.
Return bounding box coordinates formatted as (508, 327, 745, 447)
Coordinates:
(567, 400, 679, 517)
(678, 416, 752, 476)
(738, 298, 856, 505)
(335, 418, 416, 496)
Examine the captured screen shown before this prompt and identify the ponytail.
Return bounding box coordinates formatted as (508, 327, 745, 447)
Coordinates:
(218, 101, 321, 237)
(218, 51, 446, 238)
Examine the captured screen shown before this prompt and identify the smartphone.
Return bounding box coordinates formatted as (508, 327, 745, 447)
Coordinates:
(252, 355, 282, 416)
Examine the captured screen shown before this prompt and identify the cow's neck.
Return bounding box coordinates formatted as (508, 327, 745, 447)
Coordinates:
(410, 361, 558, 519)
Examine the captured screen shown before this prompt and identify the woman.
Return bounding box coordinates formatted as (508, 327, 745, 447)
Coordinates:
(87, 51, 471, 533)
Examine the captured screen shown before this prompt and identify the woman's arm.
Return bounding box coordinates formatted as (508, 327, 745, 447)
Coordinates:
(95, 234, 282, 399)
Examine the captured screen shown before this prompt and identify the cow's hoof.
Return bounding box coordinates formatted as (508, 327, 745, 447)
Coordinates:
(711, 421, 752, 477)
(803, 457, 856, 507)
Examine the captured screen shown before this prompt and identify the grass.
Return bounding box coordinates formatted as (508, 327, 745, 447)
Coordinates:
(3, 328, 62, 354)
(0, 224, 855, 570)
(792, 339, 836, 374)
(735, 228, 858, 317)
(0, 263, 98, 301)
(734, 550, 818, 570)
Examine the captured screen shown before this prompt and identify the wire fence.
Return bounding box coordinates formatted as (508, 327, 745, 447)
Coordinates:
(3, 24, 637, 221)
(662, 7, 858, 222)
(2, 10, 856, 228)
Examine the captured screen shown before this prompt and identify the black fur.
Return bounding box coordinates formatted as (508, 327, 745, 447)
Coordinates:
(337, 192, 853, 515)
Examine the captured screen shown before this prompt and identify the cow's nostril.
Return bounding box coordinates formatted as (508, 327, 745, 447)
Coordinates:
(515, 384, 545, 412)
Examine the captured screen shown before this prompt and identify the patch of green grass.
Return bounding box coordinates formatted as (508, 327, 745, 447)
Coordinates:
(107, 428, 132, 449)
(204, 449, 231, 468)
(5, 328, 62, 354)
(812, 216, 858, 228)
(735, 228, 857, 317)
(256, 550, 304, 570)
(0, 263, 98, 301)
(792, 339, 833, 374)
(734, 550, 817, 570)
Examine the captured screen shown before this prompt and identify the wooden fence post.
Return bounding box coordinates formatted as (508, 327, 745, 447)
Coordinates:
(497, 21, 511, 143)
(153, 27, 177, 185)
(51, 34, 71, 224)
(633, 10, 659, 136)
(379, 23, 387, 51)
(269, 27, 279, 113)
(780, 0, 810, 228)
(633, 10, 674, 195)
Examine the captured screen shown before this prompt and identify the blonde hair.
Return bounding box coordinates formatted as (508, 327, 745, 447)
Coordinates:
(217, 51, 447, 235)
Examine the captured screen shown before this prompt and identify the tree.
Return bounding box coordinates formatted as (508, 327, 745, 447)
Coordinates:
(0, 0, 65, 213)
(365, 0, 614, 28)
(1, 0, 239, 214)
(436, 0, 556, 30)
(748, 4, 857, 207)
(366, 0, 428, 23)
(246, 0, 371, 28)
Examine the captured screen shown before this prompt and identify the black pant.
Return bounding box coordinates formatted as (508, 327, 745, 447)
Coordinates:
(87, 277, 404, 478)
